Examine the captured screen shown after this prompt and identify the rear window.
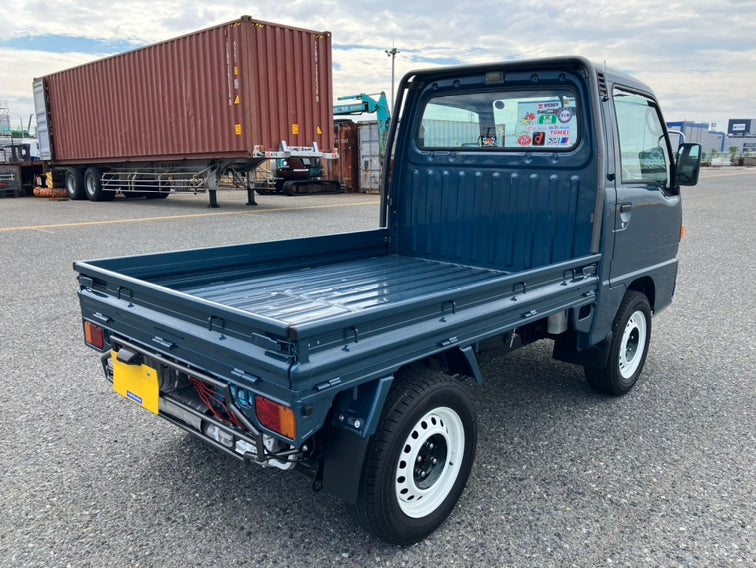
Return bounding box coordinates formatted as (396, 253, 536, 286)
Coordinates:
(417, 89, 579, 151)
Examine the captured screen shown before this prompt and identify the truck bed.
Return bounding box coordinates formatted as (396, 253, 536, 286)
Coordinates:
(76, 229, 600, 404)
(153, 255, 504, 325)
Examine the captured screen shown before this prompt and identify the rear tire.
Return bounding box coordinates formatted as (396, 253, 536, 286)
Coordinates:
(84, 167, 114, 201)
(585, 290, 652, 395)
(64, 168, 85, 200)
(349, 372, 477, 545)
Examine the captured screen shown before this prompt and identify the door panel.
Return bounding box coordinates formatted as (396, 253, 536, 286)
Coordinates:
(609, 90, 681, 284)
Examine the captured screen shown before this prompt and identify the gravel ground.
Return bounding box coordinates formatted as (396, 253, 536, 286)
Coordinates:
(0, 172, 753, 567)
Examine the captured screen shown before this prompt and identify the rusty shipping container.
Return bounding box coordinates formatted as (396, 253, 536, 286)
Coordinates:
(331, 120, 358, 192)
(36, 16, 334, 164)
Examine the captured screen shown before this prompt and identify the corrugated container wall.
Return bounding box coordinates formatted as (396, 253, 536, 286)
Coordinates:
(331, 120, 358, 191)
(358, 121, 381, 192)
(39, 16, 333, 164)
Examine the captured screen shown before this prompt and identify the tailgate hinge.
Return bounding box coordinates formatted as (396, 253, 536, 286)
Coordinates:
(250, 333, 297, 359)
(575, 264, 597, 281)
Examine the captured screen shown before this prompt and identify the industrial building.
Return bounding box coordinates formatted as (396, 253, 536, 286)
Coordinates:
(667, 119, 756, 160)
(726, 118, 756, 156)
(666, 121, 726, 154)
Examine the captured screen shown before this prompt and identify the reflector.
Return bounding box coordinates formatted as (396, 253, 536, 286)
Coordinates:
(255, 396, 296, 439)
(84, 321, 105, 349)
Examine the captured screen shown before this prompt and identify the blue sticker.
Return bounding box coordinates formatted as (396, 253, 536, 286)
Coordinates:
(127, 391, 143, 405)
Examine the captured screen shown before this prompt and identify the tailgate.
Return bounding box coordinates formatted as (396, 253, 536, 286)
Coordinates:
(75, 229, 390, 394)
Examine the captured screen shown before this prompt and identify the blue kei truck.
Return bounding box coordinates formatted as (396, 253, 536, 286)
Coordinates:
(75, 57, 701, 544)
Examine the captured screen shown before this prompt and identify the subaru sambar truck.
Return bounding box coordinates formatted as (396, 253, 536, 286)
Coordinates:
(74, 57, 701, 544)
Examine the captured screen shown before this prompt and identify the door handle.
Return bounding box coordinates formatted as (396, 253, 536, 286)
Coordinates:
(618, 202, 633, 230)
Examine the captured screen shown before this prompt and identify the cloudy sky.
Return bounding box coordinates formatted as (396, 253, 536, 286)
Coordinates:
(1, 0, 754, 134)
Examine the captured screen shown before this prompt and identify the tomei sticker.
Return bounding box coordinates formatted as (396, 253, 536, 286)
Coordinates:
(544, 125, 573, 146)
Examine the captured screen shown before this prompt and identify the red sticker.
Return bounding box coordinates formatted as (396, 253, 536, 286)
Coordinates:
(518, 135, 532, 146)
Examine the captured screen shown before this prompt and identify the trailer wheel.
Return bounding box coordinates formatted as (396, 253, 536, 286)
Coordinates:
(84, 167, 114, 201)
(349, 372, 477, 545)
(64, 168, 86, 200)
(144, 190, 170, 199)
(143, 179, 170, 199)
(585, 290, 652, 395)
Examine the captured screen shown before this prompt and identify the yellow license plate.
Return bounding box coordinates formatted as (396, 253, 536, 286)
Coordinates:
(112, 350, 160, 414)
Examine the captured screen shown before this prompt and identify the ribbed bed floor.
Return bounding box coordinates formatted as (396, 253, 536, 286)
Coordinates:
(166, 256, 504, 325)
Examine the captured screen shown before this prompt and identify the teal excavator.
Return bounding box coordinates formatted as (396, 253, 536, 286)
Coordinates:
(333, 92, 391, 156)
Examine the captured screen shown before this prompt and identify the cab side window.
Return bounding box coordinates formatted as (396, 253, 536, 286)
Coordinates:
(614, 91, 672, 190)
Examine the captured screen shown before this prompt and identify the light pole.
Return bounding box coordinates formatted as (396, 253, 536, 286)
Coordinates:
(385, 46, 399, 111)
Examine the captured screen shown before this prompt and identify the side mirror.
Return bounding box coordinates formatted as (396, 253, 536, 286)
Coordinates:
(675, 142, 701, 186)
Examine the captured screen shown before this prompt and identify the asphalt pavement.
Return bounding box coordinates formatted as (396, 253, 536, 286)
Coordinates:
(0, 172, 753, 567)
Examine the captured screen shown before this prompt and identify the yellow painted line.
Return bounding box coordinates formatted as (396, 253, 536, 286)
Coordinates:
(701, 171, 756, 179)
(0, 200, 380, 232)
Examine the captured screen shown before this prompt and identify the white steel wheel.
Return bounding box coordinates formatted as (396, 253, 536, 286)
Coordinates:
(349, 372, 477, 545)
(618, 309, 648, 380)
(585, 290, 652, 395)
(394, 406, 465, 518)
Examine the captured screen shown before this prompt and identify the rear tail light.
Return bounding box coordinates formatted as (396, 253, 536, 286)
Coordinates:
(255, 396, 296, 439)
(84, 321, 105, 349)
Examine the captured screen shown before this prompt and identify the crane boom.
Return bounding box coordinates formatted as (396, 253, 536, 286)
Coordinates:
(333, 92, 391, 155)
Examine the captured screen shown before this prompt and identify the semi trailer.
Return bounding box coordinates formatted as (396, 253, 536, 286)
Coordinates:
(32, 16, 336, 207)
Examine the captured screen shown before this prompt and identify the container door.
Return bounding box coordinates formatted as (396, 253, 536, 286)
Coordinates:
(358, 122, 380, 192)
(609, 89, 681, 284)
(332, 121, 358, 191)
(32, 79, 52, 161)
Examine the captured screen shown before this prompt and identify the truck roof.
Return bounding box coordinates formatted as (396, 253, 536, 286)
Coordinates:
(400, 56, 657, 99)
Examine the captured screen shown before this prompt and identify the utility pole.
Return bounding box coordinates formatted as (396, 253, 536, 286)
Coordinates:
(385, 46, 400, 111)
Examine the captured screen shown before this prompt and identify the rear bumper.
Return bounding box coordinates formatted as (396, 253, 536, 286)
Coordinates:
(103, 336, 299, 470)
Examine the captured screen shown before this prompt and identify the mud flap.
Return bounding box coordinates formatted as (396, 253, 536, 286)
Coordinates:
(438, 345, 484, 383)
(321, 427, 370, 504)
(553, 329, 612, 368)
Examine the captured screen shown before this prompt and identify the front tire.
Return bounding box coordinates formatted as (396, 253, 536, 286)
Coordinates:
(585, 290, 652, 395)
(349, 372, 477, 545)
